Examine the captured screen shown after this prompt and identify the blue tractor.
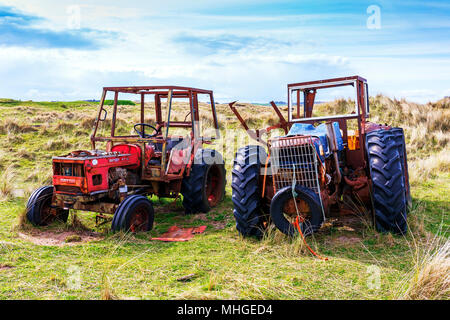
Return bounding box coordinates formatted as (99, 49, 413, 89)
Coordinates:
(229, 76, 411, 238)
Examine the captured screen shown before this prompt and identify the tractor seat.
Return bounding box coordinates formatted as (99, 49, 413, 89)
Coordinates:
(152, 137, 185, 152)
(148, 137, 190, 167)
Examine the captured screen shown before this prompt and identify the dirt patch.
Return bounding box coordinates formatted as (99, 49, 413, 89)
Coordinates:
(0, 264, 15, 270)
(18, 230, 103, 247)
(208, 219, 227, 230)
(154, 203, 184, 214)
(177, 273, 197, 282)
(189, 213, 227, 230)
(334, 215, 367, 229)
(192, 213, 208, 222)
(320, 215, 367, 233)
(333, 236, 361, 245)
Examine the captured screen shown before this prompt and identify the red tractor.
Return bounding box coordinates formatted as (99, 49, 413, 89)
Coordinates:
(230, 76, 411, 238)
(26, 86, 226, 232)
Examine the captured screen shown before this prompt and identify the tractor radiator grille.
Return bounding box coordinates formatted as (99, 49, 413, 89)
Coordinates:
(53, 162, 84, 177)
(269, 136, 321, 194)
(55, 185, 82, 194)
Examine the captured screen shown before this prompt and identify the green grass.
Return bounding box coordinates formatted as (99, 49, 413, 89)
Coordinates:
(104, 100, 135, 106)
(0, 97, 448, 299)
(0, 99, 97, 111)
(0, 181, 447, 299)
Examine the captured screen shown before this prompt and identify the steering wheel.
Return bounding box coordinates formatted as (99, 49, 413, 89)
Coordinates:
(134, 123, 161, 138)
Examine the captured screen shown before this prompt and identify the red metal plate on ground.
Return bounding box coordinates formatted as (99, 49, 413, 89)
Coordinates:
(151, 225, 207, 242)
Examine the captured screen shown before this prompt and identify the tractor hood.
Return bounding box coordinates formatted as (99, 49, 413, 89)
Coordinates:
(52, 148, 140, 195)
(286, 122, 344, 159)
(53, 150, 128, 161)
(53, 148, 141, 167)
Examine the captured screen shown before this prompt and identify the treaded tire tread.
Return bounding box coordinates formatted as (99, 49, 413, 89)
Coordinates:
(111, 195, 154, 232)
(181, 149, 226, 214)
(26, 186, 69, 226)
(391, 127, 412, 210)
(231, 145, 267, 238)
(111, 195, 138, 231)
(366, 129, 408, 234)
(26, 186, 48, 225)
(270, 185, 323, 237)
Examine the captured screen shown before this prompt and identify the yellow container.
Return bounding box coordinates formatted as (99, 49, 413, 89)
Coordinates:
(348, 135, 360, 150)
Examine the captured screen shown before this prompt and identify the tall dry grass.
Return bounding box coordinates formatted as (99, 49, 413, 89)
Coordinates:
(101, 273, 119, 300)
(0, 119, 38, 135)
(314, 95, 450, 184)
(408, 149, 450, 183)
(369, 95, 449, 160)
(313, 95, 449, 161)
(399, 236, 449, 300)
(0, 165, 15, 200)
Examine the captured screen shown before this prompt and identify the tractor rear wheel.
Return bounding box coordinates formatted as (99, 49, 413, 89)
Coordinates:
(181, 149, 226, 214)
(111, 195, 154, 232)
(231, 145, 268, 238)
(366, 129, 408, 234)
(26, 186, 69, 226)
(391, 128, 412, 210)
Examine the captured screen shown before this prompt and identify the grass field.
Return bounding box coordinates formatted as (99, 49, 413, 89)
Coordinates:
(0, 96, 448, 299)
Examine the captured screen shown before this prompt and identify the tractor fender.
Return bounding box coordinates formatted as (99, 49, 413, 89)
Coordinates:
(110, 144, 142, 169)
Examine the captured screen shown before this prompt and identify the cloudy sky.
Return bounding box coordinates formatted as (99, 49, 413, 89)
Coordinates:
(0, 0, 449, 103)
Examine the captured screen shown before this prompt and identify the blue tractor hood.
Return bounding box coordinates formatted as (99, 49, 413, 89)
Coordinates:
(286, 122, 344, 160)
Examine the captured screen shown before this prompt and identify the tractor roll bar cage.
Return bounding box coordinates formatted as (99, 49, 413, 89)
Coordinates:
(90, 86, 220, 181)
(229, 75, 370, 169)
(90, 85, 220, 150)
(287, 75, 369, 122)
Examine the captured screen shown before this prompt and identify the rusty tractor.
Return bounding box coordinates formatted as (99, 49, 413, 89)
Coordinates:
(230, 76, 411, 238)
(26, 86, 226, 232)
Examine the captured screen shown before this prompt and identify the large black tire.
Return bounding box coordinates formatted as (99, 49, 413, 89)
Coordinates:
(391, 128, 412, 210)
(181, 149, 226, 214)
(270, 185, 323, 237)
(366, 129, 408, 234)
(26, 186, 69, 226)
(231, 145, 267, 238)
(111, 195, 154, 232)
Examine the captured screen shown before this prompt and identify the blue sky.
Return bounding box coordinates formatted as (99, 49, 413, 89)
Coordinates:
(0, 0, 449, 102)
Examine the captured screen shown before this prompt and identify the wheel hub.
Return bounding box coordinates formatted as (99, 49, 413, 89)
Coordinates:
(205, 165, 223, 207)
(129, 207, 148, 232)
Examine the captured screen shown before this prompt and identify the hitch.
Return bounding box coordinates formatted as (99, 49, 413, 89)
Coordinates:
(95, 214, 113, 227)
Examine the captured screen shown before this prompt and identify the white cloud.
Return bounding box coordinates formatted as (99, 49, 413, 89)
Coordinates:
(0, 0, 448, 103)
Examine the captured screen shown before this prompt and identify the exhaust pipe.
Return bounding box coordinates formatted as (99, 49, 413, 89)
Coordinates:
(326, 122, 341, 184)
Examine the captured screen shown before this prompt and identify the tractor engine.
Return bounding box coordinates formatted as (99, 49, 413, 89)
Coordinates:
(52, 147, 141, 208)
(270, 135, 325, 194)
(269, 122, 346, 213)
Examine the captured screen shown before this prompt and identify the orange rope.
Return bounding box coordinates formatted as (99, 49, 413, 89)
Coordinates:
(294, 216, 329, 261)
(261, 154, 271, 198)
(262, 151, 327, 261)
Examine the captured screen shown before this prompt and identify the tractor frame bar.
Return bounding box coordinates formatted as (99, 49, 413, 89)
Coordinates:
(90, 85, 219, 188)
(229, 75, 370, 169)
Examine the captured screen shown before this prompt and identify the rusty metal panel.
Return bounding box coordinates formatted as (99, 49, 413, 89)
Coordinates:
(269, 136, 322, 194)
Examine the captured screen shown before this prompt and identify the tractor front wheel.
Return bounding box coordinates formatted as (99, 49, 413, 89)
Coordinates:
(26, 186, 69, 226)
(111, 195, 154, 232)
(270, 185, 323, 237)
(181, 149, 226, 214)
